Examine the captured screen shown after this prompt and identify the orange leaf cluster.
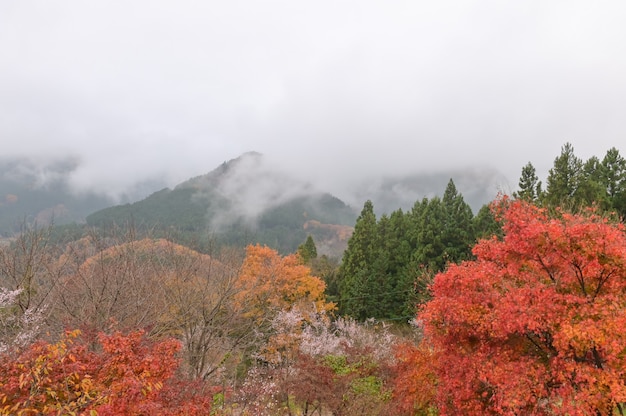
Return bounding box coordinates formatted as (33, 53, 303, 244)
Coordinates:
(235, 244, 335, 320)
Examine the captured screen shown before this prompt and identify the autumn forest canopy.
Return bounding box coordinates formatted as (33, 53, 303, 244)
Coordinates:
(2, 143, 626, 415)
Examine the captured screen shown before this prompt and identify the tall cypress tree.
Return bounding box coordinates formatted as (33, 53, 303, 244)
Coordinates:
(404, 198, 433, 312)
(370, 209, 414, 319)
(441, 179, 475, 264)
(338, 200, 377, 318)
(388, 208, 417, 317)
(413, 196, 447, 271)
(368, 214, 394, 318)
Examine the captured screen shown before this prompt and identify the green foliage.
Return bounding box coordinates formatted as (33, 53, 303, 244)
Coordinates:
(544, 142, 583, 207)
(522, 143, 626, 220)
(352, 375, 386, 397)
(601, 147, 626, 218)
(297, 235, 318, 263)
(324, 354, 351, 375)
(412, 180, 474, 272)
(514, 162, 542, 202)
(441, 179, 475, 263)
(338, 200, 377, 319)
(576, 155, 606, 207)
(338, 180, 478, 321)
(472, 204, 502, 240)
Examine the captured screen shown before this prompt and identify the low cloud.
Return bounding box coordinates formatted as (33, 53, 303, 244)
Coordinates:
(0, 1, 624, 205)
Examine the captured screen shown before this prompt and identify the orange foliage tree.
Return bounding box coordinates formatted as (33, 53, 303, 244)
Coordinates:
(421, 198, 626, 415)
(0, 329, 215, 415)
(234, 244, 335, 377)
(235, 244, 334, 321)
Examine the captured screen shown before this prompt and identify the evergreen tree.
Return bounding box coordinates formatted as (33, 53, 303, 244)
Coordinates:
(514, 162, 542, 202)
(404, 198, 434, 313)
(370, 209, 415, 319)
(473, 204, 503, 240)
(406, 198, 429, 251)
(368, 214, 395, 318)
(441, 179, 475, 264)
(297, 235, 317, 263)
(576, 156, 607, 208)
(413, 197, 447, 271)
(337, 182, 478, 320)
(600, 147, 626, 218)
(387, 209, 415, 317)
(544, 143, 583, 208)
(338, 200, 377, 318)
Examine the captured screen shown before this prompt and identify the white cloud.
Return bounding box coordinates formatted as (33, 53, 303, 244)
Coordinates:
(1, 0, 625, 201)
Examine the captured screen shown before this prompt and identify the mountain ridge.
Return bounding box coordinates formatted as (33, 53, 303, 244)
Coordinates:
(1, 152, 505, 254)
(86, 152, 358, 255)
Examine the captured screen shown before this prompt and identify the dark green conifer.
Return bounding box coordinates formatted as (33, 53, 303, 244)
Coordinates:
(473, 204, 503, 240)
(514, 162, 542, 202)
(441, 179, 475, 264)
(338, 200, 377, 318)
(601, 147, 626, 218)
(544, 143, 583, 208)
(413, 196, 447, 271)
(576, 156, 607, 208)
(297, 235, 318, 263)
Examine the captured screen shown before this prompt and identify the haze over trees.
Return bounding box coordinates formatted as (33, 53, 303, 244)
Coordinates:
(1, 144, 626, 414)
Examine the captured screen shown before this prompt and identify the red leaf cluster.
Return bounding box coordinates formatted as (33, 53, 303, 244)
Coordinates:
(421, 199, 626, 415)
(0, 330, 216, 415)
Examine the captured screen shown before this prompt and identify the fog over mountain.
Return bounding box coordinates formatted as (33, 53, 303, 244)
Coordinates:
(178, 152, 504, 223)
(179, 152, 321, 231)
(0, 150, 503, 234)
(1, 1, 625, 207)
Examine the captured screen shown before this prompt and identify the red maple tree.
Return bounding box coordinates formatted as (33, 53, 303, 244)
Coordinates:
(421, 198, 626, 415)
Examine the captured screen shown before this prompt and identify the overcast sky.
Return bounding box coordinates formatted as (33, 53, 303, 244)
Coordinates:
(1, 1, 625, 200)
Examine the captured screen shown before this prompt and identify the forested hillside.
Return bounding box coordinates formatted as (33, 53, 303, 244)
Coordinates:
(86, 153, 357, 255)
(1, 143, 626, 415)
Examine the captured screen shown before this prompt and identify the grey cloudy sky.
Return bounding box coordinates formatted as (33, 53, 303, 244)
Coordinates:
(1, 1, 625, 200)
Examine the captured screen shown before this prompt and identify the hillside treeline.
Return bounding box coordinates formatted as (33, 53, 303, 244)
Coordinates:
(335, 179, 496, 320)
(1, 143, 625, 415)
(516, 143, 626, 216)
(334, 143, 626, 322)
